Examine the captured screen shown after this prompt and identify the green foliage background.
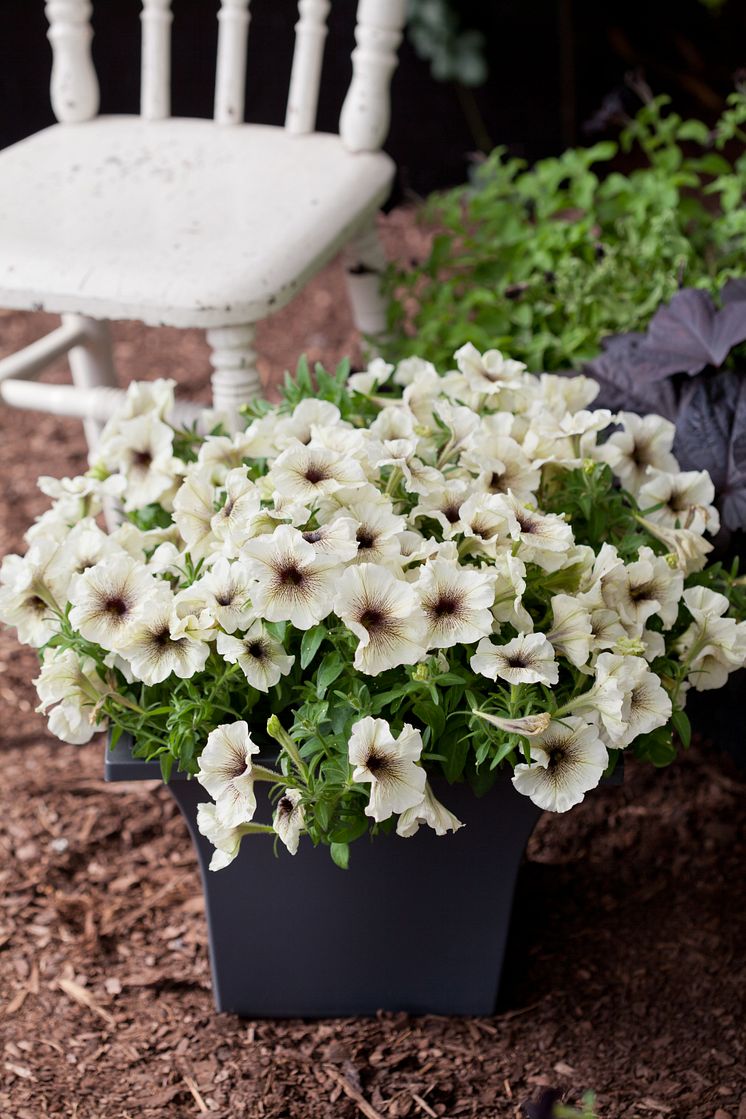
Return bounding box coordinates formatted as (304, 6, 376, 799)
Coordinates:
(383, 93, 746, 372)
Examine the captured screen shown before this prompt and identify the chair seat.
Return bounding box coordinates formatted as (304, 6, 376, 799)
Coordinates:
(0, 117, 394, 328)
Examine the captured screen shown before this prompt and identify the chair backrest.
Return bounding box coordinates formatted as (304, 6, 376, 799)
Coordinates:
(44, 0, 406, 152)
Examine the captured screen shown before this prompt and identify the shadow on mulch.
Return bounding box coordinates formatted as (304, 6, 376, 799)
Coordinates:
(0, 212, 744, 1118)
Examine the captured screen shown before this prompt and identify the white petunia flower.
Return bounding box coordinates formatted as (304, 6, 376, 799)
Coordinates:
(68, 554, 160, 650)
(217, 622, 294, 692)
(614, 667, 673, 748)
(48, 700, 100, 745)
(44, 521, 121, 604)
(104, 413, 178, 512)
(0, 543, 63, 647)
(547, 594, 593, 667)
(412, 481, 472, 538)
(197, 722, 260, 828)
(331, 496, 406, 567)
(471, 632, 559, 686)
(210, 468, 262, 554)
(457, 493, 514, 558)
(491, 552, 533, 632)
(636, 517, 713, 575)
(393, 355, 438, 387)
(455, 342, 527, 394)
(348, 717, 426, 822)
(273, 788, 305, 855)
(301, 517, 360, 563)
(463, 436, 541, 504)
(602, 546, 683, 632)
(676, 586, 746, 691)
(638, 469, 719, 535)
(176, 557, 254, 634)
(196, 802, 243, 871)
(35, 647, 106, 715)
(598, 413, 678, 492)
(416, 558, 497, 649)
(568, 652, 648, 744)
(119, 590, 211, 685)
(496, 495, 575, 572)
(334, 563, 428, 675)
(241, 525, 339, 630)
(512, 717, 608, 812)
(284, 399, 344, 445)
(269, 442, 366, 502)
(347, 356, 395, 395)
(172, 468, 217, 560)
(396, 782, 463, 837)
(589, 607, 628, 653)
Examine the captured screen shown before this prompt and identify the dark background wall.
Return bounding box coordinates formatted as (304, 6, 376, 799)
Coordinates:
(0, 0, 744, 199)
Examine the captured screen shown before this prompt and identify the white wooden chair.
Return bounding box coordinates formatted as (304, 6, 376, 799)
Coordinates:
(0, 0, 406, 440)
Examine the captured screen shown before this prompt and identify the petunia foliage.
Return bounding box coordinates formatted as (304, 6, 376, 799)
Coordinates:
(1, 350, 745, 869)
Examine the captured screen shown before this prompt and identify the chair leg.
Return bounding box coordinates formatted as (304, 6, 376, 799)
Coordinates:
(344, 218, 388, 352)
(206, 323, 262, 433)
(64, 314, 117, 450)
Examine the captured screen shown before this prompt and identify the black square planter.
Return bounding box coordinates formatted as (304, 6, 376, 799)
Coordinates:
(105, 734, 541, 1017)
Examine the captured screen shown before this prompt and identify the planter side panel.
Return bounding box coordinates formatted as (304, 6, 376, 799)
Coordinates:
(169, 778, 540, 1018)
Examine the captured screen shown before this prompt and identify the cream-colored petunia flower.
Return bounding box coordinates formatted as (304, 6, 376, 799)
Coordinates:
(348, 717, 426, 822)
(512, 717, 608, 812)
(496, 494, 575, 572)
(197, 722, 260, 828)
(0, 541, 63, 648)
(68, 554, 160, 651)
(120, 590, 211, 685)
(217, 622, 294, 692)
(416, 557, 497, 649)
(210, 468, 262, 554)
(638, 468, 719, 536)
(301, 517, 359, 563)
(396, 782, 463, 837)
(273, 788, 305, 855)
(471, 632, 559, 686)
(196, 802, 244, 871)
(596, 412, 678, 492)
(172, 467, 217, 560)
(103, 413, 178, 512)
(676, 587, 746, 691)
(547, 594, 594, 667)
(269, 442, 366, 503)
(454, 342, 527, 394)
(34, 647, 106, 715)
(333, 564, 428, 675)
(332, 497, 406, 567)
(602, 546, 683, 632)
(176, 557, 254, 634)
(241, 525, 339, 630)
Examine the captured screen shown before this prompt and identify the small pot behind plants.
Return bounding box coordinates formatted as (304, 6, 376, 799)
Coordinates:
(106, 734, 542, 1018)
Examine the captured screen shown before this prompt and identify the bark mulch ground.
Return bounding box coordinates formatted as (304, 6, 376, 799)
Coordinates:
(0, 213, 744, 1119)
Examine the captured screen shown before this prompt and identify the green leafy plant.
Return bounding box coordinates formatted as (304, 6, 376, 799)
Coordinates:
(383, 90, 746, 373)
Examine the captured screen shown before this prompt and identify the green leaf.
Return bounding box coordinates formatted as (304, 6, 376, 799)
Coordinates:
(159, 753, 174, 783)
(671, 708, 692, 749)
(300, 625, 326, 670)
(330, 841, 350, 870)
(316, 652, 344, 698)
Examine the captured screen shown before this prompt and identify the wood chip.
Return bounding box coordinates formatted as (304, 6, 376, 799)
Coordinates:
(325, 1065, 385, 1119)
(55, 977, 114, 1027)
(183, 1074, 209, 1114)
(412, 1093, 438, 1118)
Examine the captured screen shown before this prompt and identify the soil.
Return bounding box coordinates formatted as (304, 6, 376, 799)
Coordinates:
(0, 211, 744, 1119)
